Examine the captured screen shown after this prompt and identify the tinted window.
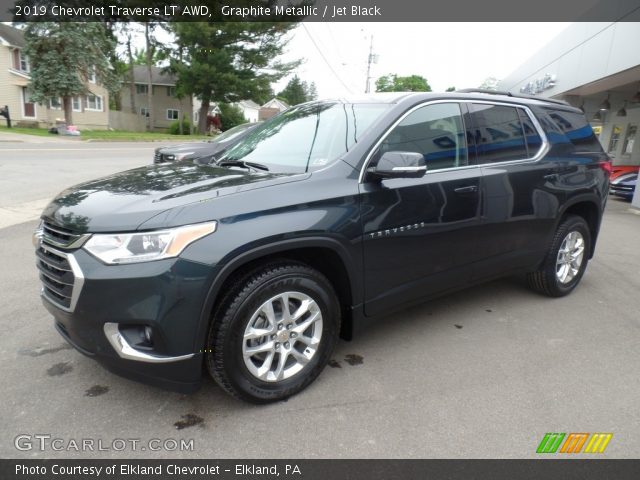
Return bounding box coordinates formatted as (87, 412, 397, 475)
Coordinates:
(545, 109, 603, 152)
(470, 104, 528, 163)
(376, 103, 468, 171)
(518, 109, 542, 156)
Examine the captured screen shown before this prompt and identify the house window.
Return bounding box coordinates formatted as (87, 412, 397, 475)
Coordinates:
(86, 95, 103, 111)
(136, 84, 148, 95)
(167, 86, 177, 97)
(88, 67, 96, 83)
(49, 98, 62, 110)
(72, 97, 82, 112)
(167, 109, 179, 120)
(19, 50, 29, 72)
(140, 107, 149, 117)
(13, 49, 29, 72)
(22, 87, 36, 118)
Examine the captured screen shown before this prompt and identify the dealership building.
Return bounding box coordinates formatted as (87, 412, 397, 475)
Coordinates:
(499, 22, 640, 207)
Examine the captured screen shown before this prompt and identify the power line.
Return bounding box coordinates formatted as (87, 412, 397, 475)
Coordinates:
(301, 23, 354, 94)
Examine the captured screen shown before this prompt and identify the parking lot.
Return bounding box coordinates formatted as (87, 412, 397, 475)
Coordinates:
(1, 139, 639, 459)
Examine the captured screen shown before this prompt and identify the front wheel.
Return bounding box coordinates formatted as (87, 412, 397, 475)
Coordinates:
(206, 263, 340, 403)
(527, 215, 591, 297)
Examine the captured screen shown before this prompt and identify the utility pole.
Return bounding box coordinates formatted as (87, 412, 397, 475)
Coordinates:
(364, 35, 378, 93)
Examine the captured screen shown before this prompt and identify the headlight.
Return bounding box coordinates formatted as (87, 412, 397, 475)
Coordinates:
(32, 220, 44, 247)
(175, 152, 195, 161)
(83, 222, 217, 265)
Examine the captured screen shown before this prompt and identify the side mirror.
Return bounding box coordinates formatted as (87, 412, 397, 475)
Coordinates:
(366, 151, 427, 180)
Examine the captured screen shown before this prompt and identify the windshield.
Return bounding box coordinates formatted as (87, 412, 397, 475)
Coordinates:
(209, 122, 256, 144)
(220, 102, 390, 173)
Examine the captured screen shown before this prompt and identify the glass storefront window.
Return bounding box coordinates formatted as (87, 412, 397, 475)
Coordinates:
(608, 125, 622, 154)
(622, 124, 637, 157)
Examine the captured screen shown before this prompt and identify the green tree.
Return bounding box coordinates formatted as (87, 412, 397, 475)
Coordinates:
(277, 75, 317, 106)
(24, 22, 120, 125)
(169, 22, 299, 134)
(446, 86, 456, 92)
(308, 82, 318, 100)
(132, 47, 167, 66)
(218, 103, 247, 131)
(375, 74, 431, 92)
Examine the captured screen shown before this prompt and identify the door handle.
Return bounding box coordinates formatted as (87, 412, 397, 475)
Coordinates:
(454, 185, 478, 194)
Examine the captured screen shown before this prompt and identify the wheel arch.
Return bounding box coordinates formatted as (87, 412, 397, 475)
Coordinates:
(557, 196, 603, 258)
(195, 237, 362, 353)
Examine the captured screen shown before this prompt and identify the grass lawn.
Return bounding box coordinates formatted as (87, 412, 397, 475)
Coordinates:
(0, 125, 51, 137)
(0, 125, 211, 142)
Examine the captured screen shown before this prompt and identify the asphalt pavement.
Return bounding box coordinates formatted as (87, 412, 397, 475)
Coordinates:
(0, 140, 638, 459)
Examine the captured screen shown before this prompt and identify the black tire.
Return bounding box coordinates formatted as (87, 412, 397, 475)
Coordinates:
(206, 262, 340, 403)
(527, 215, 591, 297)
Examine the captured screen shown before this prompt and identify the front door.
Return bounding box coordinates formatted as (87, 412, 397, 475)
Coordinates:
(23, 87, 35, 118)
(360, 102, 482, 316)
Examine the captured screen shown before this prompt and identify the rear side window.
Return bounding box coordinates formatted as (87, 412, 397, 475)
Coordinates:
(469, 104, 529, 164)
(518, 109, 543, 157)
(544, 109, 602, 152)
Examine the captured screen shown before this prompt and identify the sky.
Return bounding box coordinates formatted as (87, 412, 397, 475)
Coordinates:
(274, 23, 571, 97)
(132, 22, 571, 99)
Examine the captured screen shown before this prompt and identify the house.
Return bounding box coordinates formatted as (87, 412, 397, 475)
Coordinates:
(235, 99, 260, 123)
(119, 65, 194, 131)
(259, 98, 289, 120)
(0, 24, 110, 130)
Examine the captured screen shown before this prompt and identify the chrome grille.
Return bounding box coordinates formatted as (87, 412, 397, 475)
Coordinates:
(153, 152, 162, 163)
(42, 221, 89, 249)
(36, 223, 86, 312)
(37, 245, 74, 309)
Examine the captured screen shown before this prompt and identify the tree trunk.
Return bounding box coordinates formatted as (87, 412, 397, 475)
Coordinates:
(177, 44, 184, 135)
(145, 24, 154, 132)
(198, 98, 210, 135)
(126, 35, 136, 115)
(189, 96, 194, 134)
(63, 96, 73, 126)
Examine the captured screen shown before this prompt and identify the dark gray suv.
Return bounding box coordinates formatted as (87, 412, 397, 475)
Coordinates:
(34, 91, 610, 403)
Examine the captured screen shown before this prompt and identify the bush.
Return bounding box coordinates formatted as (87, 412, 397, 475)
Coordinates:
(219, 103, 247, 131)
(169, 117, 191, 135)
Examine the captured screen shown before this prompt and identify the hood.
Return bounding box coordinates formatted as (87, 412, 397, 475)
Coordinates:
(42, 163, 305, 232)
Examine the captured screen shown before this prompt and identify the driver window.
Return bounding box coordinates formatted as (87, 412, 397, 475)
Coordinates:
(376, 103, 468, 171)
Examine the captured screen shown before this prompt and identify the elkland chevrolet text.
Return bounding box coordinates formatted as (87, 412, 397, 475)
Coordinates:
(34, 92, 610, 403)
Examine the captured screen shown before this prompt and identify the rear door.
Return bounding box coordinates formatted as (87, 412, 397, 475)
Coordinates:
(360, 102, 483, 316)
(467, 102, 554, 279)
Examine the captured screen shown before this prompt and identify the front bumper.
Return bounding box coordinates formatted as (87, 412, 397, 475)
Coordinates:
(40, 248, 214, 392)
(610, 186, 635, 200)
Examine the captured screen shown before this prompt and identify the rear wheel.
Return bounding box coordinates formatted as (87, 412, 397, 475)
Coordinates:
(527, 215, 591, 297)
(206, 262, 340, 403)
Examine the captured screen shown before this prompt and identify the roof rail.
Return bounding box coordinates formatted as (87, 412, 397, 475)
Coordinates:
(456, 88, 514, 96)
(455, 88, 571, 107)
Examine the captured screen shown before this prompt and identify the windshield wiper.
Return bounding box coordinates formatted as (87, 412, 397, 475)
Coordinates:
(216, 160, 269, 172)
